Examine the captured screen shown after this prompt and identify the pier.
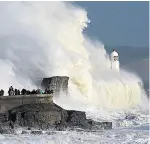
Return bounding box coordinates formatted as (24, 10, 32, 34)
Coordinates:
(0, 94, 53, 113)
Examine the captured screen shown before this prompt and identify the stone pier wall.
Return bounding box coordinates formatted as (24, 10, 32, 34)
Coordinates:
(0, 94, 53, 113)
(41, 76, 69, 96)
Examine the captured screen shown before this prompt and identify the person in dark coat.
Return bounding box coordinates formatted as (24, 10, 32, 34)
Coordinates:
(0, 89, 4, 96)
(17, 89, 20, 95)
(15, 89, 18, 95)
(21, 89, 27, 95)
(8, 86, 14, 96)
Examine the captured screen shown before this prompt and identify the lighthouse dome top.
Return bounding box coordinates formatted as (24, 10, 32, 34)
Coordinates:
(110, 49, 119, 57)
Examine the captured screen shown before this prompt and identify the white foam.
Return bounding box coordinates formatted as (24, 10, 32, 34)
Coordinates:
(0, 128, 148, 144)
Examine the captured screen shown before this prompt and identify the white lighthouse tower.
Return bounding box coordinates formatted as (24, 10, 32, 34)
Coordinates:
(110, 49, 120, 72)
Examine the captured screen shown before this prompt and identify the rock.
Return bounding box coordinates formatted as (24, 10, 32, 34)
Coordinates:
(46, 131, 57, 135)
(100, 122, 112, 129)
(27, 127, 31, 130)
(67, 111, 86, 125)
(0, 126, 14, 134)
(0, 113, 8, 122)
(86, 119, 112, 129)
(7, 103, 65, 129)
(31, 130, 43, 135)
(125, 115, 136, 120)
(0, 103, 112, 131)
(21, 130, 30, 134)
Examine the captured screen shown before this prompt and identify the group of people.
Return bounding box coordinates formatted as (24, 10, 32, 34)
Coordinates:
(0, 86, 53, 96)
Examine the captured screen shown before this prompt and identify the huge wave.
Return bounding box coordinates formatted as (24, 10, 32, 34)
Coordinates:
(0, 2, 148, 119)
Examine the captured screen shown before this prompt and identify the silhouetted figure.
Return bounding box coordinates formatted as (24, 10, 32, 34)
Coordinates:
(50, 90, 53, 94)
(27, 90, 31, 95)
(47, 90, 51, 94)
(21, 89, 27, 95)
(31, 89, 36, 94)
(0, 89, 4, 96)
(44, 88, 53, 94)
(49, 90, 53, 94)
(36, 89, 40, 94)
(15, 89, 18, 95)
(8, 86, 14, 96)
(17, 89, 20, 95)
(44, 88, 48, 94)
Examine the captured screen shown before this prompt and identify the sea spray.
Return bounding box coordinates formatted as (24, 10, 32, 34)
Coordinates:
(0, 2, 148, 114)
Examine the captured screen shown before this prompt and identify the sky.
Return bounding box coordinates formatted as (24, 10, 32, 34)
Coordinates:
(75, 1, 149, 47)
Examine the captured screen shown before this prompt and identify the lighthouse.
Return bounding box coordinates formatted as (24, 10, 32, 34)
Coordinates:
(110, 49, 120, 72)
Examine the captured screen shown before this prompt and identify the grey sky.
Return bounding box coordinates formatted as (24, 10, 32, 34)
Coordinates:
(76, 1, 149, 47)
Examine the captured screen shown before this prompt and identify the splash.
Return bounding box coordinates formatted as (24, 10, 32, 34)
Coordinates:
(0, 2, 148, 112)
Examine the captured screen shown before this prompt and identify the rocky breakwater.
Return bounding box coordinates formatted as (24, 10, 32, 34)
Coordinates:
(0, 76, 112, 134)
(0, 103, 112, 134)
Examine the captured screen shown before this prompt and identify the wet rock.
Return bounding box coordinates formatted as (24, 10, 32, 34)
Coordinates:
(27, 127, 31, 130)
(67, 111, 86, 125)
(31, 130, 43, 135)
(55, 123, 68, 131)
(7, 103, 63, 129)
(0, 127, 14, 134)
(46, 131, 57, 135)
(21, 130, 30, 134)
(0, 103, 112, 131)
(125, 115, 136, 120)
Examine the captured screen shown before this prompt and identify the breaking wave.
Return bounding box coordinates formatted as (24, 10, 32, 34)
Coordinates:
(0, 1, 148, 121)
